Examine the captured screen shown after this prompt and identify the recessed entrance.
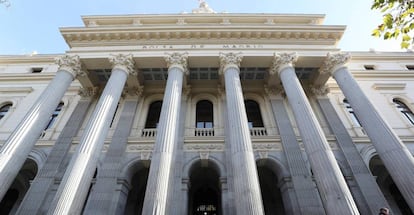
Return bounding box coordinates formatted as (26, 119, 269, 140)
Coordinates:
(188, 160, 221, 215)
(257, 160, 286, 214)
(124, 164, 149, 215)
(369, 155, 413, 215)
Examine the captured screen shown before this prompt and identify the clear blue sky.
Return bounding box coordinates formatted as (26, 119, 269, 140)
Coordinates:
(0, 0, 404, 55)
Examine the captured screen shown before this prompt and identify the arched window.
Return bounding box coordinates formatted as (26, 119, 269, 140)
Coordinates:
(145, 101, 162, 128)
(196, 100, 213, 128)
(0, 103, 12, 120)
(245, 100, 264, 128)
(393, 99, 414, 125)
(44, 102, 64, 130)
(343, 99, 362, 127)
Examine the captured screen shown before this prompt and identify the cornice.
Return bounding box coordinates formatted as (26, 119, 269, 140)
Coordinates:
(0, 54, 61, 64)
(80, 13, 326, 27)
(60, 25, 345, 48)
(0, 73, 56, 81)
(348, 51, 414, 61)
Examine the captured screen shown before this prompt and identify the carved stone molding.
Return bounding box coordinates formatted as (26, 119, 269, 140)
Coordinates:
(219, 52, 243, 75)
(310, 84, 330, 96)
(126, 144, 154, 152)
(264, 85, 282, 97)
(252, 143, 282, 151)
(55, 55, 82, 78)
(258, 151, 268, 159)
(270, 52, 298, 76)
(183, 85, 191, 100)
(319, 52, 351, 75)
(217, 84, 225, 97)
(199, 152, 209, 160)
(184, 143, 224, 151)
(108, 54, 136, 75)
(165, 52, 188, 73)
(140, 152, 152, 160)
(123, 86, 144, 97)
(79, 87, 99, 98)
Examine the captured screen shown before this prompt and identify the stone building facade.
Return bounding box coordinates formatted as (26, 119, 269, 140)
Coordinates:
(0, 4, 414, 215)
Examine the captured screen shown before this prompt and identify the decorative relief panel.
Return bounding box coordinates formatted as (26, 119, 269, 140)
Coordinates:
(252, 143, 282, 151)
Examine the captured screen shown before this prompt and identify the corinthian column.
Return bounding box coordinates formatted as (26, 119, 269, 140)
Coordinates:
(48, 54, 135, 215)
(0, 55, 83, 200)
(272, 53, 359, 215)
(220, 52, 264, 215)
(321, 52, 414, 211)
(142, 52, 187, 215)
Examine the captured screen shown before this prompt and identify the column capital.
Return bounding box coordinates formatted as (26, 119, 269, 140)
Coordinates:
(219, 52, 243, 75)
(55, 55, 85, 79)
(270, 52, 297, 76)
(165, 52, 188, 73)
(309, 84, 330, 97)
(109, 54, 136, 75)
(319, 52, 351, 76)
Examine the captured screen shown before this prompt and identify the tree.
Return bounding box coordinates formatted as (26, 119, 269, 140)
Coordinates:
(371, 0, 414, 49)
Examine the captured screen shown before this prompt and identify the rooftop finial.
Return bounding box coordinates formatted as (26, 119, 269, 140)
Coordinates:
(192, 0, 216, 14)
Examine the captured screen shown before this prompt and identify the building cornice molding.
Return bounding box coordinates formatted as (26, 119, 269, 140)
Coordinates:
(60, 26, 345, 48)
(80, 13, 326, 27)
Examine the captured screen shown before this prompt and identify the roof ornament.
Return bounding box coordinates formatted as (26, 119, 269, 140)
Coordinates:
(192, 0, 216, 14)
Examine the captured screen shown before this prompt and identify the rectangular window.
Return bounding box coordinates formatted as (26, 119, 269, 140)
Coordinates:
(406, 65, 414, 70)
(31, 68, 43, 73)
(364, 65, 375, 70)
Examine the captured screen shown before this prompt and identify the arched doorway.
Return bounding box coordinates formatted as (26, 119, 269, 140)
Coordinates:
(370, 155, 413, 215)
(124, 162, 149, 215)
(257, 159, 286, 215)
(188, 160, 221, 215)
(0, 158, 38, 214)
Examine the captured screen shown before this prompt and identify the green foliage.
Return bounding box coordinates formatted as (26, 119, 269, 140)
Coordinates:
(372, 0, 414, 49)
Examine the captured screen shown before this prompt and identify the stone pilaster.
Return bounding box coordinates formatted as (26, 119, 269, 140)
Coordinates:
(273, 52, 359, 214)
(0, 55, 82, 200)
(142, 52, 187, 215)
(16, 98, 92, 214)
(82, 98, 139, 214)
(321, 52, 414, 212)
(220, 52, 265, 215)
(47, 54, 135, 215)
(312, 86, 391, 214)
(268, 95, 325, 215)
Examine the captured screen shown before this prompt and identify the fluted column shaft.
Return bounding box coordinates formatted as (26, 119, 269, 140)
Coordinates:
(0, 55, 81, 200)
(273, 53, 359, 215)
(325, 53, 414, 211)
(220, 52, 264, 215)
(47, 54, 134, 215)
(142, 53, 187, 215)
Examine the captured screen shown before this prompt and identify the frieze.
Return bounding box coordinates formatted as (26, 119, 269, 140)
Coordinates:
(126, 144, 154, 152)
(252, 143, 282, 151)
(184, 143, 224, 151)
